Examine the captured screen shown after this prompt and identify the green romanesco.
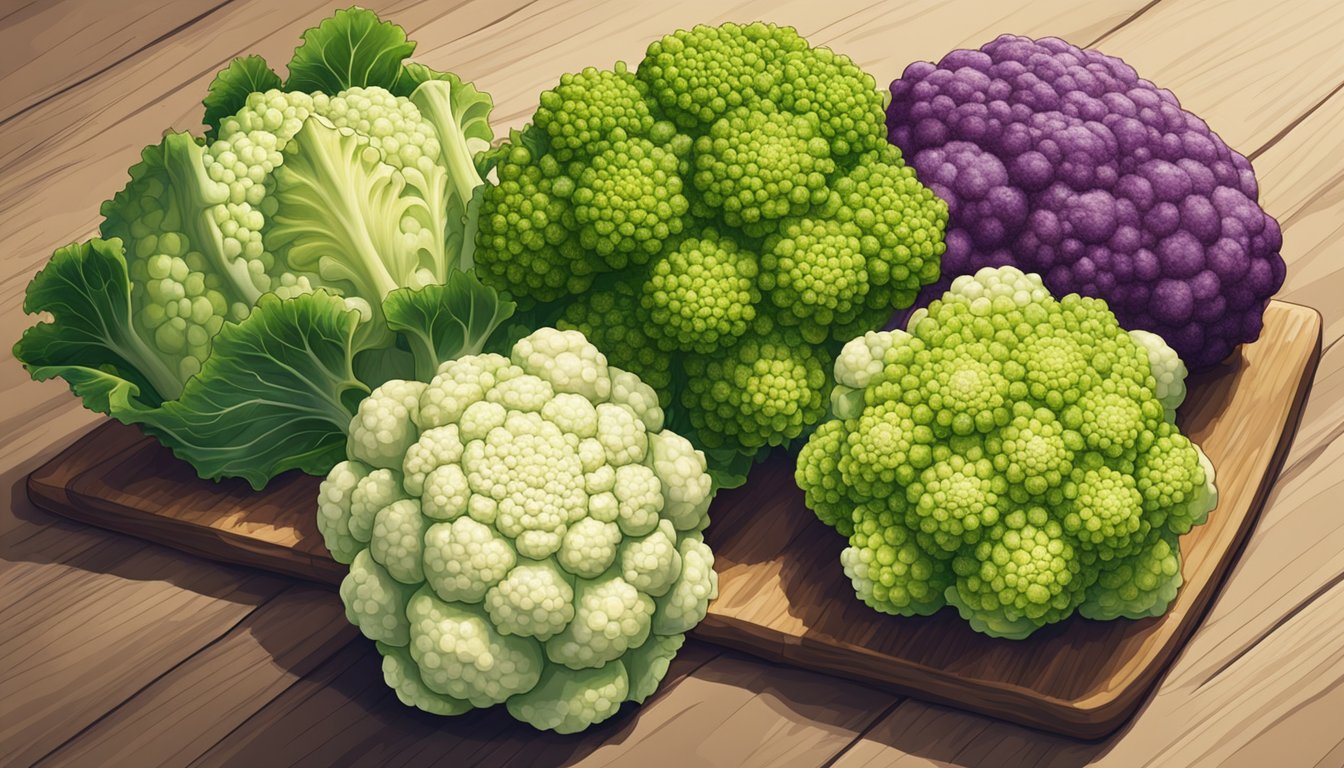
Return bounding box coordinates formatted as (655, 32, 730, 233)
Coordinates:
(474, 22, 948, 477)
(319, 327, 718, 733)
(795, 267, 1217, 639)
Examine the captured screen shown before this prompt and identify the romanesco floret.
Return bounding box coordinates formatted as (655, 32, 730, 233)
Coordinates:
(474, 21, 947, 469)
(796, 267, 1218, 638)
(319, 327, 719, 732)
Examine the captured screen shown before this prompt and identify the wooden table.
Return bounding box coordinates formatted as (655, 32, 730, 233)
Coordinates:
(2, 1, 1342, 765)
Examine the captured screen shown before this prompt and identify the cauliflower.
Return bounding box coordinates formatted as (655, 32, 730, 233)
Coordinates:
(474, 22, 948, 472)
(886, 35, 1285, 370)
(17, 9, 505, 489)
(796, 267, 1217, 639)
(319, 328, 718, 732)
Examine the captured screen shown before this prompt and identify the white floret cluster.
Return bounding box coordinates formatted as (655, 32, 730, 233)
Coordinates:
(124, 84, 453, 386)
(318, 328, 719, 733)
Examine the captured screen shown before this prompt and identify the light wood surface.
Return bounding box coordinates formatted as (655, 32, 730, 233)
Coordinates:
(4, 0, 1344, 765)
(24, 301, 1322, 738)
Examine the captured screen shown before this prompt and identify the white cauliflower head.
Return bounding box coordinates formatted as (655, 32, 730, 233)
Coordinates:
(318, 327, 718, 733)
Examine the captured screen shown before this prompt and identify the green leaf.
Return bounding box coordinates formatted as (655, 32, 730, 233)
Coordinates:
(15, 238, 180, 407)
(407, 78, 492, 270)
(267, 115, 431, 303)
(703, 445, 759, 490)
(203, 55, 282, 140)
(284, 7, 416, 95)
(477, 123, 547, 179)
(383, 270, 516, 381)
(131, 291, 371, 490)
(402, 69, 495, 171)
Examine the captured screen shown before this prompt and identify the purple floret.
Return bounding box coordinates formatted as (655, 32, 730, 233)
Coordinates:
(887, 35, 1285, 369)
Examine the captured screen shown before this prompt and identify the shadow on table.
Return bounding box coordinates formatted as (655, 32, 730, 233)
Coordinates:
(848, 697, 1145, 768)
(2, 429, 289, 600)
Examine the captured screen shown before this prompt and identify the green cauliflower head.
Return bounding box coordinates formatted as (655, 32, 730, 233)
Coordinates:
(796, 267, 1217, 639)
(319, 327, 718, 732)
(474, 22, 948, 470)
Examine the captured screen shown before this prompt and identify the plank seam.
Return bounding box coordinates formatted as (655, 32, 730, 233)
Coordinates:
(183, 636, 368, 767)
(816, 697, 905, 768)
(1195, 568, 1344, 691)
(31, 580, 295, 766)
(1085, 0, 1168, 47)
(0, 0, 238, 129)
(1250, 78, 1344, 162)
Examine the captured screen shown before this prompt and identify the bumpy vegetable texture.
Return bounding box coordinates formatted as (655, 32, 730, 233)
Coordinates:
(14, 8, 502, 489)
(474, 22, 948, 481)
(319, 328, 718, 733)
(885, 35, 1285, 370)
(795, 267, 1217, 639)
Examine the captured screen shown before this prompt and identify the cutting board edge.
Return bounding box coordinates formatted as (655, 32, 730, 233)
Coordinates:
(695, 301, 1324, 740)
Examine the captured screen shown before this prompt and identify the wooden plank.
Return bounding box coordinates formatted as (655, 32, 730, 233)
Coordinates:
(36, 584, 354, 768)
(0, 0, 229, 122)
(0, 540, 287, 766)
(833, 580, 1344, 768)
(556, 654, 896, 768)
(1093, 0, 1344, 153)
(62, 424, 345, 584)
(191, 640, 721, 767)
(26, 300, 1321, 739)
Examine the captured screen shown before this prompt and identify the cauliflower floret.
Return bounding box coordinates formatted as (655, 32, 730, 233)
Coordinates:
(340, 550, 414, 645)
(347, 380, 426, 470)
(370, 499, 427, 584)
(378, 642, 472, 716)
(620, 520, 681, 596)
(421, 464, 470, 520)
(647, 430, 713, 531)
(596, 403, 647, 466)
(541, 392, 599, 439)
(419, 354, 518, 429)
(317, 460, 369, 563)
(402, 425, 464, 496)
(511, 328, 611, 402)
(423, 517, 516, 603)
(608, 367, 665, 432)
(406, 589, 544, 707)
(613, 463, 663, 536)
(348, 468, 406, 542)
(557, 518, 623, 578)
(484, 560, 575, 640)
(652, 536, 718, 635)
(506, 662, 629, 735)
(546, 576, 654, 669)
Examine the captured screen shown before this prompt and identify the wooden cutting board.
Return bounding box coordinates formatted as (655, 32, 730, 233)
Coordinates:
(27, 300, 1321, 739)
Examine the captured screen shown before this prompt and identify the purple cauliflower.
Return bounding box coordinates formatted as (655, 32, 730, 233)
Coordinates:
(886, 35, 1285, 369)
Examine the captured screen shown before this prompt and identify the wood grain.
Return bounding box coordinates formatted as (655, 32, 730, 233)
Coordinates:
(24, 301, 1321, 740)
(0, 0, 231, 123)
(0, 538, 287, 766)
(190, 640, 721, 767)
(5, 0, 1344, 764)
(37, 584, 355, 768)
